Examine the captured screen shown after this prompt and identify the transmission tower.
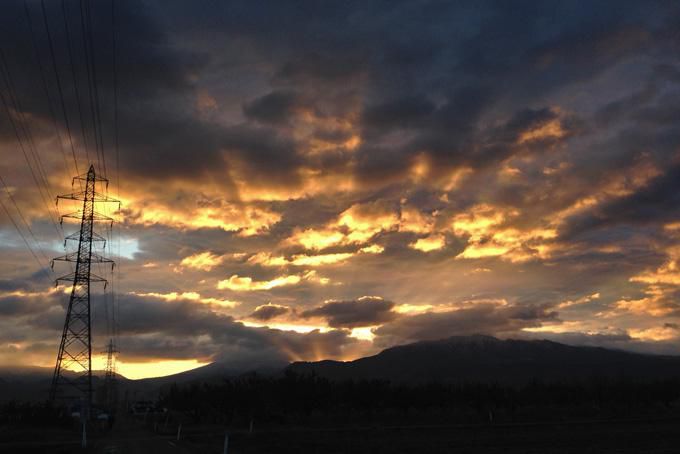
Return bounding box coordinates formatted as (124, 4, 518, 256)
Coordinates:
(102, 338, 119, 410)
(50, 165, 119, 414)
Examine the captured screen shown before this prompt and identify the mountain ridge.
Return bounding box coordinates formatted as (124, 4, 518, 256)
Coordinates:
(5, 335, 680, 402)
(286, 335, 680, 383)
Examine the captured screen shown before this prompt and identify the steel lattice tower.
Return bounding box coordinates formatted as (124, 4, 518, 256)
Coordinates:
(102, 338, 119, 410)
(50, 165, 119, 413)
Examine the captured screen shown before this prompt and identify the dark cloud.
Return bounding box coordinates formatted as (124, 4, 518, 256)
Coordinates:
(110, 293, 369, 364)
(248, 303, 290, 321)
(361, 96, 436, 132)
(301, 296, 396, 329)
(2, 0, 680, 371)
(1, 287, 369, 365)
(373, 302, 559, 347)
(564, 162, 680, 236)
(243, 91, 302, 125)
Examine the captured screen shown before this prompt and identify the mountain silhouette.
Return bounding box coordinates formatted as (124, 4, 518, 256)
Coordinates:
(287, 335, 680, 383)
(5, 336, 680, 403)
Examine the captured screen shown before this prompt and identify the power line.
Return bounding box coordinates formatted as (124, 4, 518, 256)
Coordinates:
(76, 0, 103, 176)
(0, 198, 52, 281)
(0, 174, 54, 259)
(0, 47, 63, 235)
(0, 176, 53, 281)
(0, 50, 63, 241)
(81, 0, 107, 178)
(60, 0, 91, 166)
(22, 0, 74, 181)
(40, 0, 81, 179)
(111, 0, 119, 199)
(111, 0, 121, 345)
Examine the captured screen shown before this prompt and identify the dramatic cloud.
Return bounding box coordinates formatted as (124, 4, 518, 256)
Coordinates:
(301, 296, 397, 329)
(216, 274, 316, 291)
(1, 0, 680, 377)
(180, 251, 225, 271)
(249, 303, 291, 321)
(373, 300, 559, 347)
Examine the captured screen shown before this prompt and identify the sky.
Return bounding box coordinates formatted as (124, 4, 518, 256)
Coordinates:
(1, 0, 680, 379)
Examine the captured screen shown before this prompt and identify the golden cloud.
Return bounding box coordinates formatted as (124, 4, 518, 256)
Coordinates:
(120, 192, 281, 236)
(552, 157, 661, 224)
(517, 117, 565, 144)
(288, 200, 440, 252)
(217, 274, 302, 291)
(286, 201, 397, 250)
(629, 325, 680, 342)
(248, 245, 383, 268)
(287, 227, 347, 250)
(247, 252, 290, 267)
(290, 253, 355, 266)
(613, 286, 675, 317)
(629, 246, 680, 286)
(338, 200, 399, 239)
(130, 291, 239, 308)
(180, 251, 225, 271)
(613, 243, 680, 317)
(359, 244, 384, 254)
(557, 292, 600, 309)
(394, 303, 436, 314)
(399, 205, 434, 234)
(409, 234, 446, 252)
(451, 204, 557, 262)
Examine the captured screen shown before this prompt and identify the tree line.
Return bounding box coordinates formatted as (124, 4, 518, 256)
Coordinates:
(157, 371, 680, 427)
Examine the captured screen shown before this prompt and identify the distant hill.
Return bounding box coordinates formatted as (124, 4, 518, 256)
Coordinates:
(135, 357, 288, 386)
(0, 366, 124, 402)
(121, 359, 289, 401)
(6, 336, 680, 402)
(287, 335, 680, 383)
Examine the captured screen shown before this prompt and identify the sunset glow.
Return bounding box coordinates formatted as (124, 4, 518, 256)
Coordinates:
(1, 0, 679, 383)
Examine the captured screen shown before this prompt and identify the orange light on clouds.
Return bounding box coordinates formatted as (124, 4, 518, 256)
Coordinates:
(409, 153, 430, 182)
(394, 303, 436, 314)
(288, 227, 346, 250)
(130, 291, 239, 308)
(630, 246, 680, 286)
(449, 204, 558, 262)
(241, 320, 330, 334)
(338, 201, 399, 233)
(629, 326, 680, 342)
(410, 234, 446, 252)
(291, 253, 355, 266)
(613, 286, 674, 317)
(287, 201, 402, 251)
(121, 195, 281, 236)
(517, 118, 565, 144)
(359, 244, 384, 254)
(451, 203, 509, 237)
(217, 274, 302, 291)
(180, 251, 225, 271)
(399, 205, 433, 234)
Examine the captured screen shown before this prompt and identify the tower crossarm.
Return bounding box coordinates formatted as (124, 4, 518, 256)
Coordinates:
(52, 252, 114, 267)
(71, 170, 110, 186)
(55, 272, 109, 286)
(64, 230, 107, 247)
(60, 210, 115, 225)
(57, 191, 120, 206)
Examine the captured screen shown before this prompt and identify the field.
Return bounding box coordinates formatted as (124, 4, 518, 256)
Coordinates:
(2, 415, 680, 453)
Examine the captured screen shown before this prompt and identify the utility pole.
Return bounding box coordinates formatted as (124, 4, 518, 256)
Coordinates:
(50, 165, 119, 416)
